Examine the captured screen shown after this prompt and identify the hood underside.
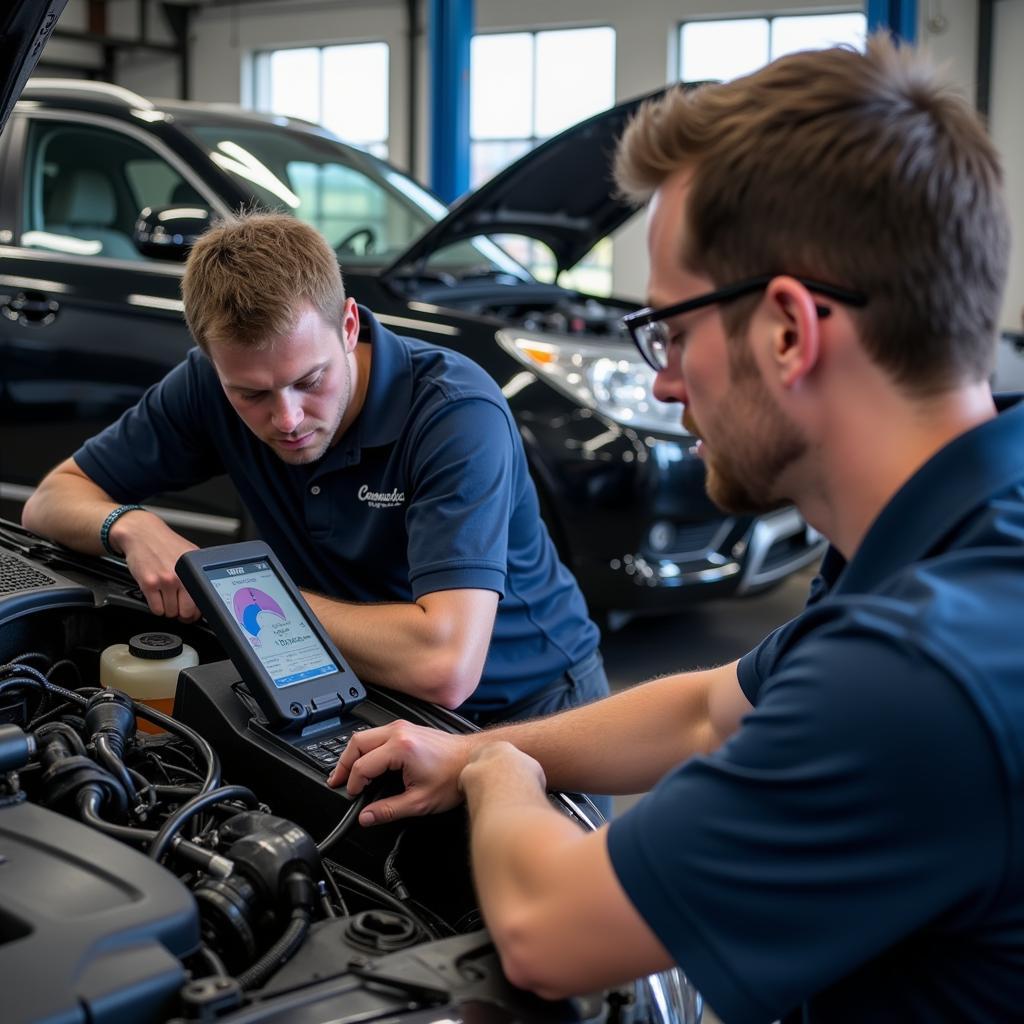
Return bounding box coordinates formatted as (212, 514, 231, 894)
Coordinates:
(385, 87, 671, 278)
(0, 2, 68, 135)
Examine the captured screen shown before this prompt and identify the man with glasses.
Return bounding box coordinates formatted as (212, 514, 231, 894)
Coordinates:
(327, 37, 1024, 1022)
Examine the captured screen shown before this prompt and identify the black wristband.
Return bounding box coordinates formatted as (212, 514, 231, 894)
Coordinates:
(100, 504, 145, 556)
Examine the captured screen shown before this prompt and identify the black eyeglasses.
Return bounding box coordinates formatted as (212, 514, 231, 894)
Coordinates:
(622, 274, 869, 372)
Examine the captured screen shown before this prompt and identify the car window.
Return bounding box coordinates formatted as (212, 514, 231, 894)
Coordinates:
(20, 120, 204, 261)
(183, 121, 528, 279)
(186, 123, 427, 264)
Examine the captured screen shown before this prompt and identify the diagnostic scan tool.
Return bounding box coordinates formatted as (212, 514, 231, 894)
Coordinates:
(176, 541, 368, 774)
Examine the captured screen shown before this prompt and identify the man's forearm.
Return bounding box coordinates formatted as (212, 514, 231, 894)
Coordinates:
(22, 462, 124, 554)
(459, 745, 675, 1000)
(462, 751, 580, 962)
(304, 590, 494, 708)
(461, 662, 740, 796)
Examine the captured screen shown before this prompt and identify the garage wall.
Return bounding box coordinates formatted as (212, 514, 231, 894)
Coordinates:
(36, 0, 106, 76)
(50, 1, 1018, 321)
(990, 0, 1024, 334)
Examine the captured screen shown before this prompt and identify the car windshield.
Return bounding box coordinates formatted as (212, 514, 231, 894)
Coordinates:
(183, 120, 530, 278)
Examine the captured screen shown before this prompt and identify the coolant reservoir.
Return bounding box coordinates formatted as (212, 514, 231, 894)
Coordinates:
(100, 632, 198, 732)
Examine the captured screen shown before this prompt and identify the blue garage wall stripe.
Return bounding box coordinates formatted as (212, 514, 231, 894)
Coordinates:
(428, 0, 473, 203)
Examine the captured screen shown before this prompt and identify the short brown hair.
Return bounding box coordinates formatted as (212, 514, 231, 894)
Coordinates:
(181, 212, 345, 351)
(615, 35, 1010, 394)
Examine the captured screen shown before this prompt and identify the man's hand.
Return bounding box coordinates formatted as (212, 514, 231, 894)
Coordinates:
(327, 721, 477, 826)
(460, 740, 546, 798)
(111, 510, 200, 621)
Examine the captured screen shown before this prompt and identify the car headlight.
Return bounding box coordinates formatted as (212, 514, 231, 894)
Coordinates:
(496, 329, 689, 436)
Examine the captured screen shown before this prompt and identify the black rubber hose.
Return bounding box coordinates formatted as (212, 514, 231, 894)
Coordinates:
(132, 701, 221, 795)
(10, 652, 48, 668)
(28, 701, 75, 728)
(0, 663, 88, 709)
(45, 659, 82, 686)
(128, 768, 158, 811)
(80, 789, 233, 875)
(148, 784, 258, 864)
(0, 677, 49, 719)
(79, 788, 156, 846)
(236, 908, 311, 991)
(95, 735, 139, 804)
(34, 721, 88, 757)
(151, 784, 203, 798)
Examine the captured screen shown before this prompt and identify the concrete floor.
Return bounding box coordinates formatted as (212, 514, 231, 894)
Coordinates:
(603, 565, 815, 698)
(599, 564, 818, 1024)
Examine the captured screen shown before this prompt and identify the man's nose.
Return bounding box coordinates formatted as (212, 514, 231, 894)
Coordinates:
(272, 394, 304, 434)
(652, 361, 687, 406)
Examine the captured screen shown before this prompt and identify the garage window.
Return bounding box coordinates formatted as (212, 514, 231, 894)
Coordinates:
(252, 42, 389, 158)
(678, 11, 866, 82)
(471, 26, 615, 295)
(470, 26, 614, 186)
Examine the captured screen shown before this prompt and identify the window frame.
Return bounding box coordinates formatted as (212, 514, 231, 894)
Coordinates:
(469, 24, 617, 294)
(677, 9, 867, 82)
(11, 108, 225, 271)
(251, 40, 391, 158)
(469, 24, 616, 184)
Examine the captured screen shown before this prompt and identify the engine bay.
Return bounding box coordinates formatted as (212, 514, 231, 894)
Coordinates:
(392, 271, 635, 338)
(0, 522, 700, 1024)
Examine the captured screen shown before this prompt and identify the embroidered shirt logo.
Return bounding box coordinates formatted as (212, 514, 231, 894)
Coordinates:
(357, 484, 405, 509)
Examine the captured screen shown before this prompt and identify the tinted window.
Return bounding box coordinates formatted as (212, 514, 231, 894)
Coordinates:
(21, 120, 202, 262)
(184, 121, 529, 278)
(187, 122, 429, 263)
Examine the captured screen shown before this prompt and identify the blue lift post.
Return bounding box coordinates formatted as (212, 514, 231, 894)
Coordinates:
(428, 0, 473, 204)
(867, 0, 918, 43)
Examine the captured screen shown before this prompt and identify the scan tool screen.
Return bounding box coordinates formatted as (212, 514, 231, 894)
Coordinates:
(206, 559, 340, 689)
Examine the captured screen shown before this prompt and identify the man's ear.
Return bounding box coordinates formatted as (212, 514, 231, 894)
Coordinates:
(763, 276, 822, 389)
(341, 297, 360, 353)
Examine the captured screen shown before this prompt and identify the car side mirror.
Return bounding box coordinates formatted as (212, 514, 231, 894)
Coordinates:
(133, 205, 213, 261)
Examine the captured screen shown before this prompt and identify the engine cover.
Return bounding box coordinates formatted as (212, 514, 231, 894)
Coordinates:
(0, 801, 199, 1024)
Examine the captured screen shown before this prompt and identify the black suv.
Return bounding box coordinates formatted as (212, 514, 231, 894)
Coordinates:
(0, 78, 824, 619)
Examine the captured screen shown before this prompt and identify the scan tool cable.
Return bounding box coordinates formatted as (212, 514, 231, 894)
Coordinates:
(316, 790, 368, 856)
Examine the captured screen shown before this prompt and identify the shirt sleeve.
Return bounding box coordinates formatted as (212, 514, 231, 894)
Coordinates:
(73, 351, 223, 501)
(403, 396, 516, 599)
(737, 554, 841, 703)
(607, 620, 1005, 1024)
(736, 622, 790, 704)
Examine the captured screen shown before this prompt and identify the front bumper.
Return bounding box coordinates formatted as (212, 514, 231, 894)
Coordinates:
(514, 402, 825, 615)
(576, 507, 825, 612)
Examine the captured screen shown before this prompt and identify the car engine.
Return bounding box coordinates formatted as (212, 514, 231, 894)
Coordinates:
(0, 522, 702, 1024)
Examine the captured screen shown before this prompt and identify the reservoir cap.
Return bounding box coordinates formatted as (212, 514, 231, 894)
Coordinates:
(129, 632, 184, 660)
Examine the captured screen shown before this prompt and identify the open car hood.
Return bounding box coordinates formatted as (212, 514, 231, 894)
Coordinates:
(384, 87, 668, 278)
(0, 2, 68, 135)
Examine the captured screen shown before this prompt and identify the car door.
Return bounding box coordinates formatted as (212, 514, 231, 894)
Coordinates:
(0, 108, 247, 545)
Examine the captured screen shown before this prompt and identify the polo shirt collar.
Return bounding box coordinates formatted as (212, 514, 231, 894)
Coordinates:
(350, 305, 414, 449)
(304, 307, 413, 478)
(832, 395, 1024, 595)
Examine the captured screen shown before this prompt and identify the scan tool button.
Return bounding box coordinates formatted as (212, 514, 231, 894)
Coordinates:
(311, 694, 341, 713)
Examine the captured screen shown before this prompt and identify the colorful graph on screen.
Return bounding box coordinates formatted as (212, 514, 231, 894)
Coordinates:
(233, 587, 287, 638)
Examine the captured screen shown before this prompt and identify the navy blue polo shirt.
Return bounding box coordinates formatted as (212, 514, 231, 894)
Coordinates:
(74, 308, 599, 714)
(608, 400, 1024, 1023)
